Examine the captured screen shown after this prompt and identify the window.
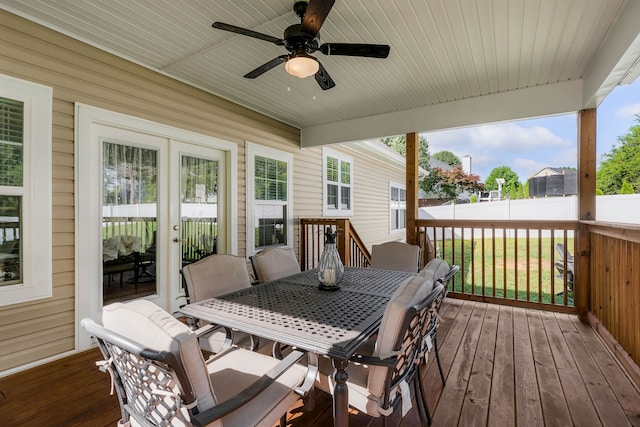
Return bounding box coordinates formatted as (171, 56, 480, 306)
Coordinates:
(323, 148, 353, 216)
(390, 183, 407, 231)
(246, 143, 293, 255)
(0, 75, 52, 306)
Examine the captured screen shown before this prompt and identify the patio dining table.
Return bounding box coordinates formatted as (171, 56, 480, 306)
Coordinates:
(179, 266, 417, 427)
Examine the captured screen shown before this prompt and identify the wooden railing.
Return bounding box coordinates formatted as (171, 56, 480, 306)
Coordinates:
(102, 216, 217, 262)
(415, 219, 578, 312)
(300, 218, 371, 270)
(585, 221, 640, 370)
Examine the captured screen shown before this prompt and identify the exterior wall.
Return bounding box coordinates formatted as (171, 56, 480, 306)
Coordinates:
(0, 11, 299, 373)
(0, 11, 406, 373)
(291, 144, 407, 252)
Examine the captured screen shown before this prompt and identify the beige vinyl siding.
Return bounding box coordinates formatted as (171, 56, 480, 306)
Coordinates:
(0, 10, 298, 373)
(344, 148, 406, 249)
(291, 145, 406, 255)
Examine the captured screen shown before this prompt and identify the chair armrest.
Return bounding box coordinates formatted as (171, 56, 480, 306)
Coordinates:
(191, 349, 307, 426)
(295, 352, 318, 399)
(195, 324, 235, 351)
(349, 352, 397, 368)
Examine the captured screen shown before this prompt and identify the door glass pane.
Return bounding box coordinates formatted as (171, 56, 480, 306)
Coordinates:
(181, 155, 218, 265)
(102, 142, 158, 304)
(0, 195, 21, 285)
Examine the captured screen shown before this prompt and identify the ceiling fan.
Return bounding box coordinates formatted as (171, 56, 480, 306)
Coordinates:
(212, 0, 390, 90)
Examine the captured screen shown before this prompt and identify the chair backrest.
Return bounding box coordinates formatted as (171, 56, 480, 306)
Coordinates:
(84, 299, 219, 425)
(370, 241, 422, 272)
(419, 258, 451, 282)
(556, 242, 574, 262)
(368, 276, 442, 400)
(182, 254, 251, 302)
(250, 247, 301, 283)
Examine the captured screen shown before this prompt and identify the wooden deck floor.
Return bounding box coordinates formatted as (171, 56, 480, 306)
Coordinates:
(1, 299, 639, 426)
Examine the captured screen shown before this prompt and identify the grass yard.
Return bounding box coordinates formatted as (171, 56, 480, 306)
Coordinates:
(439, 236, 574, 306)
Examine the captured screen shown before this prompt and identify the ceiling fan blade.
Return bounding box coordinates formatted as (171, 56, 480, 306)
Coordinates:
(244, 55, 288, 79)
(320, 43, 390, 58)
(301, 0, 335, 39)
(314, 61, 335, 90)
(212, 22, 284, 45)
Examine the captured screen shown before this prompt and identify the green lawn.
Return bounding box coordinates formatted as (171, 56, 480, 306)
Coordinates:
(438, 236, 574, 306)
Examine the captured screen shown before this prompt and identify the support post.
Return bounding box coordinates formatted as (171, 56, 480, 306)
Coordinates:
(406, 132, 419, 245)
(335, 218, 350, 266)
(576, 108, 596, 322)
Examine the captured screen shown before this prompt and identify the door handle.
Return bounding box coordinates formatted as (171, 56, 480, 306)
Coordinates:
(172, 237, 185, 243)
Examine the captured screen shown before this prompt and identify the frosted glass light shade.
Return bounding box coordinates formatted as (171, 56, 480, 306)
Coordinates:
(285, 54, 319, 78)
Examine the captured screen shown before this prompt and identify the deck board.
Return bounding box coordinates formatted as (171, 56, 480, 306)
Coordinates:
(487, 305, 515, 427)
(1, 299, 639, 427)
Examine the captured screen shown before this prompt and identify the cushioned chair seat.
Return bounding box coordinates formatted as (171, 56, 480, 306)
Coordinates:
(315, 275, 438, 422)
(181, 254, 258, 353)
(207, 347, 307, 427)
(96, 299, 311, 427)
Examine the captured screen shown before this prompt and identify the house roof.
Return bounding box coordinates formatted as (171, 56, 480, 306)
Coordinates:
(2, 0, 639, 147)
(533, 167, 578, 177)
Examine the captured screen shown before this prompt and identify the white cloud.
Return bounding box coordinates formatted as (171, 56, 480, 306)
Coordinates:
(422, 121, 576, 182)
(615, 103, 640, 119)
(424, 122, 572, 155)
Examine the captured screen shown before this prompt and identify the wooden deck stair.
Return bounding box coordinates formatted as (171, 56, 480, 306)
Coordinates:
(1, 299, 639, 426)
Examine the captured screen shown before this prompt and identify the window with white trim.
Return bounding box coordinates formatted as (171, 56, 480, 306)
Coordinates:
(0, 74, 52, 306)
(246, 143, 293, 255)
(390, 183, 407, 231)
(323, 148, 353, 216)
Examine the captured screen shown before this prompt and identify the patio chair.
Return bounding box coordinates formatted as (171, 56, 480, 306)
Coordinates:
(556, 242, 574, 263)
(250, 247, 301, 283)
(419, 258, 452, 284)
(555, 243, 574, 297)
(181, 254, 258, 353)
(370, 241, 422, 272)
(315, 276, 444, 426)
(81, 299, 316, 427)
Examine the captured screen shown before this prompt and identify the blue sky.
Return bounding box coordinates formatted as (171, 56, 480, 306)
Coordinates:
(422, 78, 640, 183)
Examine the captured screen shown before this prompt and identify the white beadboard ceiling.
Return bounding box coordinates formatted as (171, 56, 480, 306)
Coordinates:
(2, 0, 640, 147)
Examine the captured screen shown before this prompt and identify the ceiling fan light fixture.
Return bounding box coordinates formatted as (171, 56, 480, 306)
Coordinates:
(285, 53, 319, 78)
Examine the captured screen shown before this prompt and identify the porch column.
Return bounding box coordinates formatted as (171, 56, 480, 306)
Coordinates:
(406, 132, 419, 245)
(576, 108, 596, 322)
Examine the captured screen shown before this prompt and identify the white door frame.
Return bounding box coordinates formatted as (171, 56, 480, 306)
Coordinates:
(74, 104, 237, 350)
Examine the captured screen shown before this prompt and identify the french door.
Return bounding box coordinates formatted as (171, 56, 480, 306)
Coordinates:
(77, 104, 236, 350)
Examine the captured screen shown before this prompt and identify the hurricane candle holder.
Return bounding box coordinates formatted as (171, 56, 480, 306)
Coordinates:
(317, 228, 344, 290)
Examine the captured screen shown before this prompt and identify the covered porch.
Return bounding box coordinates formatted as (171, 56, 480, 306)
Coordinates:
(0, 1, 640, 425)
(1, 298, 638, 426)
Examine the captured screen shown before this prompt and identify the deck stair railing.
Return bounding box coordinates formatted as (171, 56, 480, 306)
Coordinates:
(300, 218, 370, 270)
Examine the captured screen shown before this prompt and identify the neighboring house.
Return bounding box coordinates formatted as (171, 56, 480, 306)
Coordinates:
(528, 167, 578, 198)
(0, 13, 407, 374)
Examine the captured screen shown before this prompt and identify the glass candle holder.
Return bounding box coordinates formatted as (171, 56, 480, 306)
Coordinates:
(317, 228, 344, 290)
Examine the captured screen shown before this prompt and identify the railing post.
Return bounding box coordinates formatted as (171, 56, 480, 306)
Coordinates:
(406, 132, 419, 246)
(299, 218, 308, 270)
(336, 218, 350, 266)
(576, 108, 596, 322)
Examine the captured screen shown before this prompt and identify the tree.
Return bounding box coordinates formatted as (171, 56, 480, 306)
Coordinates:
(521, 180, 530, 199)
(381, 135, 483, 200)
(432, 150, 461, 167)
(380, 135, 431, 171)
(596, 115, 640, 194)
(484, 166, 520, 192)
(620, 179, 634, 194)
(420, 165, 484, 200)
